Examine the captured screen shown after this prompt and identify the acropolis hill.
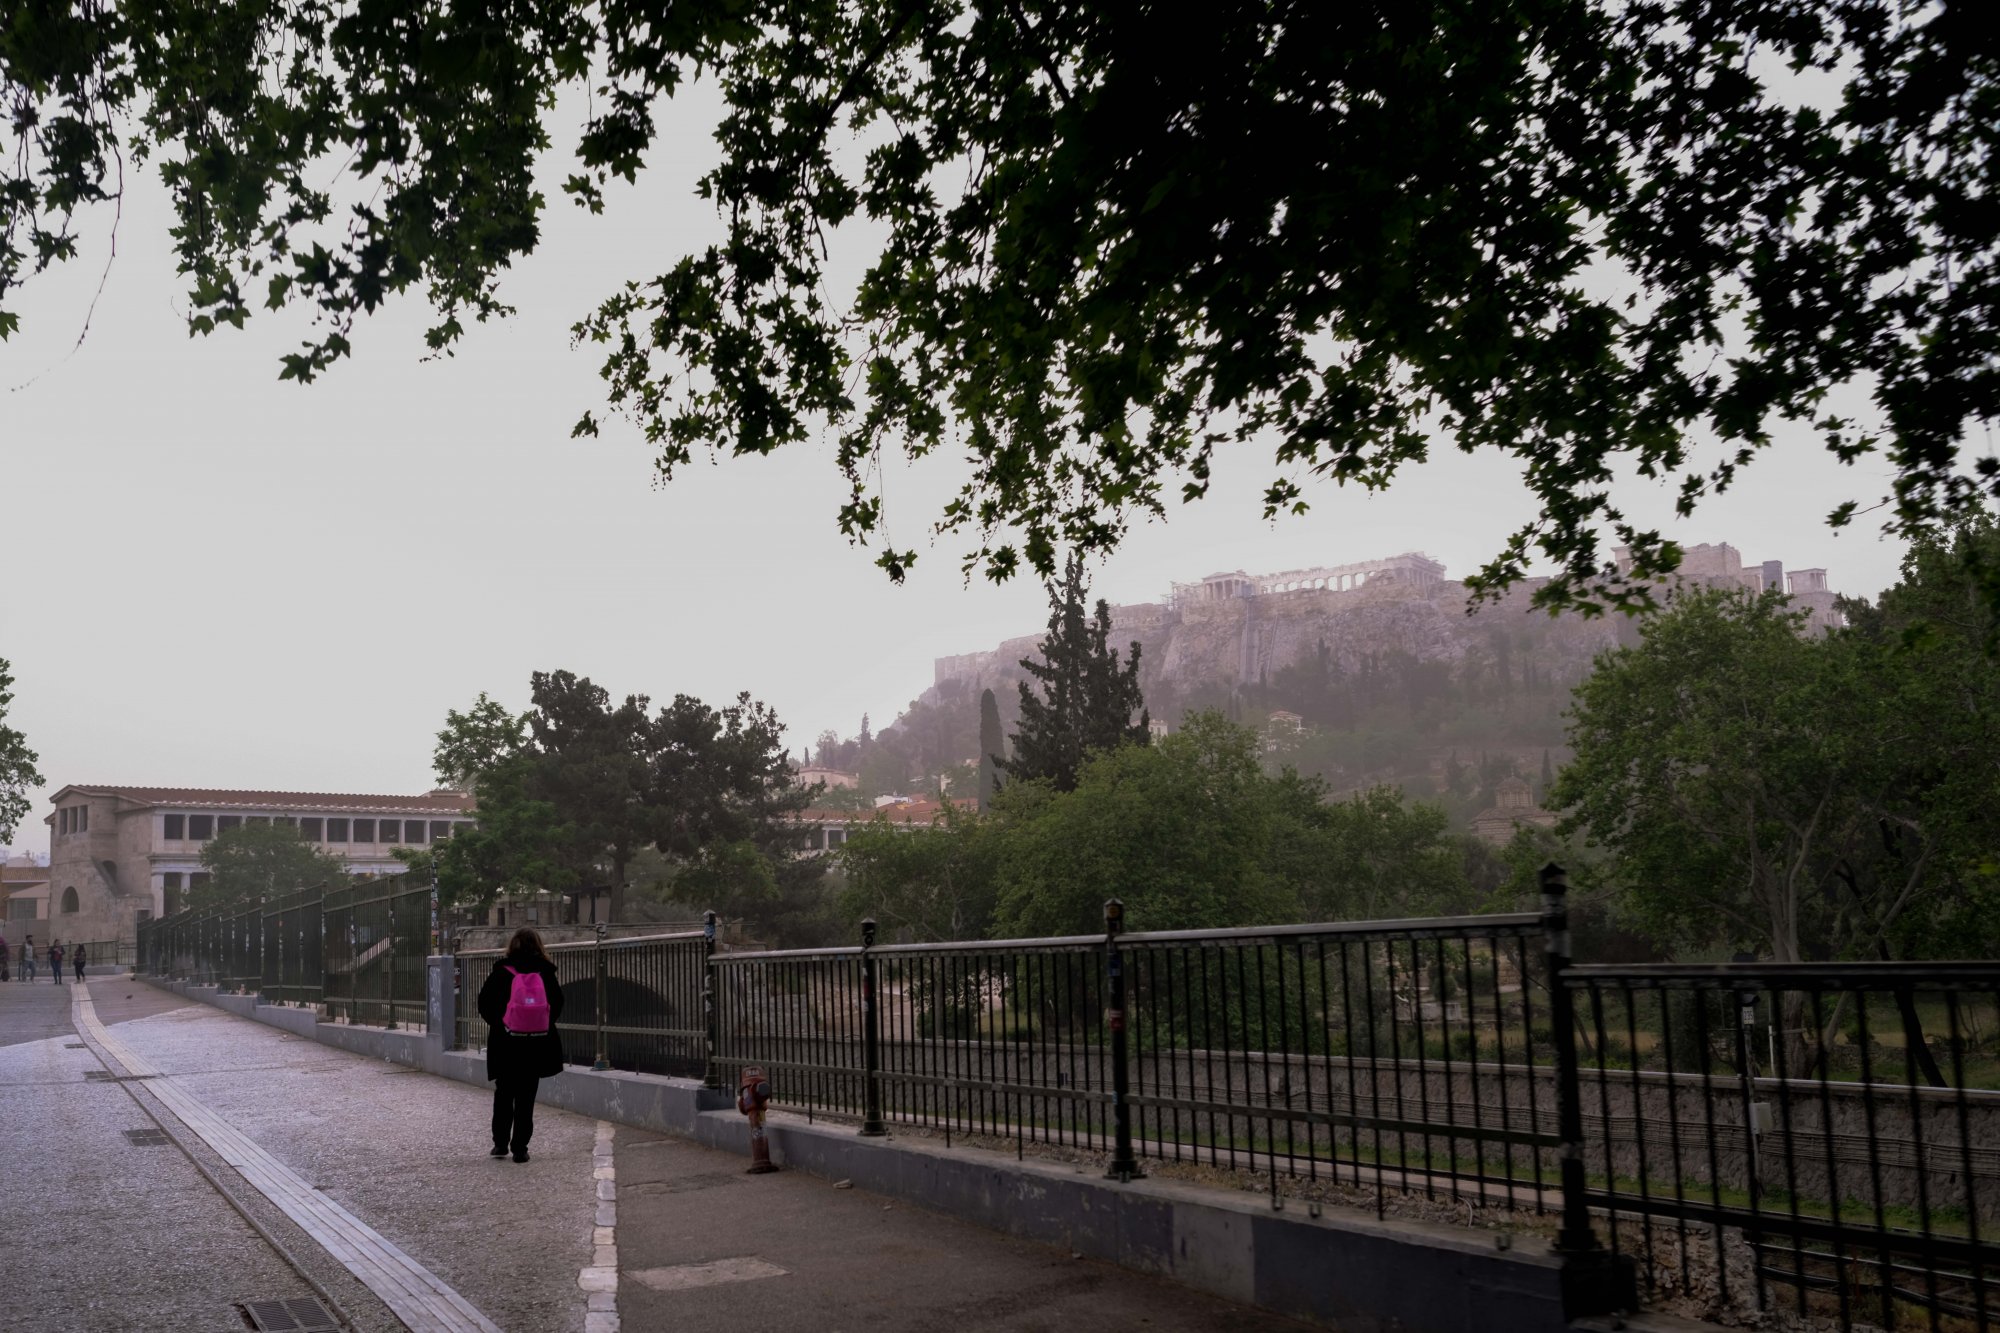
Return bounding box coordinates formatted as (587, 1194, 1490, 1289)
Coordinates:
(925, 544, 1843, 707)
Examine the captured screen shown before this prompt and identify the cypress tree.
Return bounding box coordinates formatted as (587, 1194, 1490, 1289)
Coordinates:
(1001, 556, 1149, 793)
(977, 688, 1004, 812)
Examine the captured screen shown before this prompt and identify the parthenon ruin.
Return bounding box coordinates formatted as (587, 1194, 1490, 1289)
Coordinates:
(1168, 551, 1447, 606)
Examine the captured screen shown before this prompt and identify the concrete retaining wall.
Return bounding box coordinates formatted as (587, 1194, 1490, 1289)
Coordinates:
(136, 972, 1625, 1332)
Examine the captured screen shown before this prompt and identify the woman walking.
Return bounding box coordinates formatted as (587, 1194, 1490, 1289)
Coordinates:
(476, 928, 565, 1163)
(73, 942, 87, 981)
(21, 936, 35, 982)
(48, 940, 63, 985)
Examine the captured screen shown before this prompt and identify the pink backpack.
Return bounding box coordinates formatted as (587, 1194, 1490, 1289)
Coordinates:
(502, 965, 551, 1033)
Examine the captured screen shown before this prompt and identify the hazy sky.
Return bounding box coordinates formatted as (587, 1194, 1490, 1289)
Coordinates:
(0, 89, 1920, 858)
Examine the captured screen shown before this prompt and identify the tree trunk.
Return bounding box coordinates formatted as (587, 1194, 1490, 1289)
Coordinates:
(1894, 985, 1948, 1088)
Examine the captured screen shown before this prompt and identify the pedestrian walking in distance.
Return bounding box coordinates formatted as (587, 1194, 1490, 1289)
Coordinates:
(21, 936, 36, 982)
(477, 928, 565, 1163)
(0, 932, 10, 982)
(73, 942, 87, 982)
(48, 940, 63, 985)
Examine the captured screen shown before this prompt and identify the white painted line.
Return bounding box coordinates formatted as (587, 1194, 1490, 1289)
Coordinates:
(628, 1257, 788, 1292)
(584, 1119, 620, 1332)
(73, 984, 502, 1333)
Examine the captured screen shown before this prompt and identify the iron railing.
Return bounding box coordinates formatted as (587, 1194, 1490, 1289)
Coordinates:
(708, 906, 1565, 1214)
(138, 865, 1999, 1329)
(456, 927, 710, 1080)
(63, 938, 136, 969)
(324, 879, 433, 1028)
(260, 888, 325, 1007)
(136, 876, 432, 1022)
(1565, 959, 2000, 1330)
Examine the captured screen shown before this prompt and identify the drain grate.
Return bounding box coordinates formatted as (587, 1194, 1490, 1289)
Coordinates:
(64, 1042, 86, 1049)
(238, 1297, 339, 1331)
(84, 1070, 116, 1081)
(123, 1128, 171, 1146)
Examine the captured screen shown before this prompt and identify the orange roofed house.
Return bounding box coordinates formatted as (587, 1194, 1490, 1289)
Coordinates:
(43, 785, 477, 946)
(794, 795, 975, 854)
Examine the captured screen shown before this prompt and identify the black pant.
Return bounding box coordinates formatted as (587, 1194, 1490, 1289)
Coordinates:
(492, 1074, 540, 1151)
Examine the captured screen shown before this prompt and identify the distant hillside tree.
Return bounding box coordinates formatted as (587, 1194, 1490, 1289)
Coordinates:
(1002, 557, 1149, 793)
(0, 658, 42, 847)
(977, 689, 1004, 813)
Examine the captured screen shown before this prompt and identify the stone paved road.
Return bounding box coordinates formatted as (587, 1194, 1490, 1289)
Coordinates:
(0, 979, 334, 1332)
(0, 980, 1318, 1332)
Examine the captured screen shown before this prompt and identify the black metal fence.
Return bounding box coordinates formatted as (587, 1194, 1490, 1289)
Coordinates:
(705, 910, 1565, 1215)
(456, 928, 710, 1080)
(140, 865, 1999, 1329)
(1566, 959, 2000, 1331)
(63, 938, 135, 969)
(137, 876, 435, 1027)
(324, 880, 434, 1028)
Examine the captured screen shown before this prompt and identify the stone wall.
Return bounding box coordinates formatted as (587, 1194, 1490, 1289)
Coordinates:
(44, 791, 135, 945)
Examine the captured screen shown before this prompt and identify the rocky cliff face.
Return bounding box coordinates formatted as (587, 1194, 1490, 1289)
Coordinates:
(927, 575, 1622, 708)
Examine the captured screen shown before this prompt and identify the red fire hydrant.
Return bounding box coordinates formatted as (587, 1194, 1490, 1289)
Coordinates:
(738, 1065, 777, 1174)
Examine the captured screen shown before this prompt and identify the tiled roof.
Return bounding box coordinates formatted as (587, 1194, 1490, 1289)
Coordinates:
(56, 786, 476, 814)
(1, 865, 50, 885)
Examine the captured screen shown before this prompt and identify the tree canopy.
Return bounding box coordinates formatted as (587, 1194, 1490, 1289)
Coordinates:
(431, 670, 811, 921)
(994, 712, 1478, 935)
(840, 797, 1003, 943)
(976, 688, 1003, 813)
(6, 3, 1992, 609)
(1557, 530, 2000, 966)
(0, 657, 40, 847)
(1001, 557, 1149, 793)
(196, 821, 350, 911)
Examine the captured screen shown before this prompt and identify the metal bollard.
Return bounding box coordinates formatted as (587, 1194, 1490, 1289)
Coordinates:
(860, 918, 885, 1136)
(739, 1065, 777, 1174)
(593, 921, 610, 1071)
(702, 910, 721, 1091)
(1104, 898, 1142, 1182)
(1541, 862, 1635, 1318)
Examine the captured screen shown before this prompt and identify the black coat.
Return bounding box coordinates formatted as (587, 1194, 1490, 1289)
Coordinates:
(477, 956, 567, 1081)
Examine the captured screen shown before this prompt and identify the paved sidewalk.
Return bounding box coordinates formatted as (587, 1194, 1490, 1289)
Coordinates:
(3, 980, 1319, 1331)
(0, 980, 330, 1331)
(612, 1125, 1315, 1331)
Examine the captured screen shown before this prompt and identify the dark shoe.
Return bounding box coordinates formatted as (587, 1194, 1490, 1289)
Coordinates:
(511, 1149, 529, 1163)
(490, 1145, 508, 1157)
